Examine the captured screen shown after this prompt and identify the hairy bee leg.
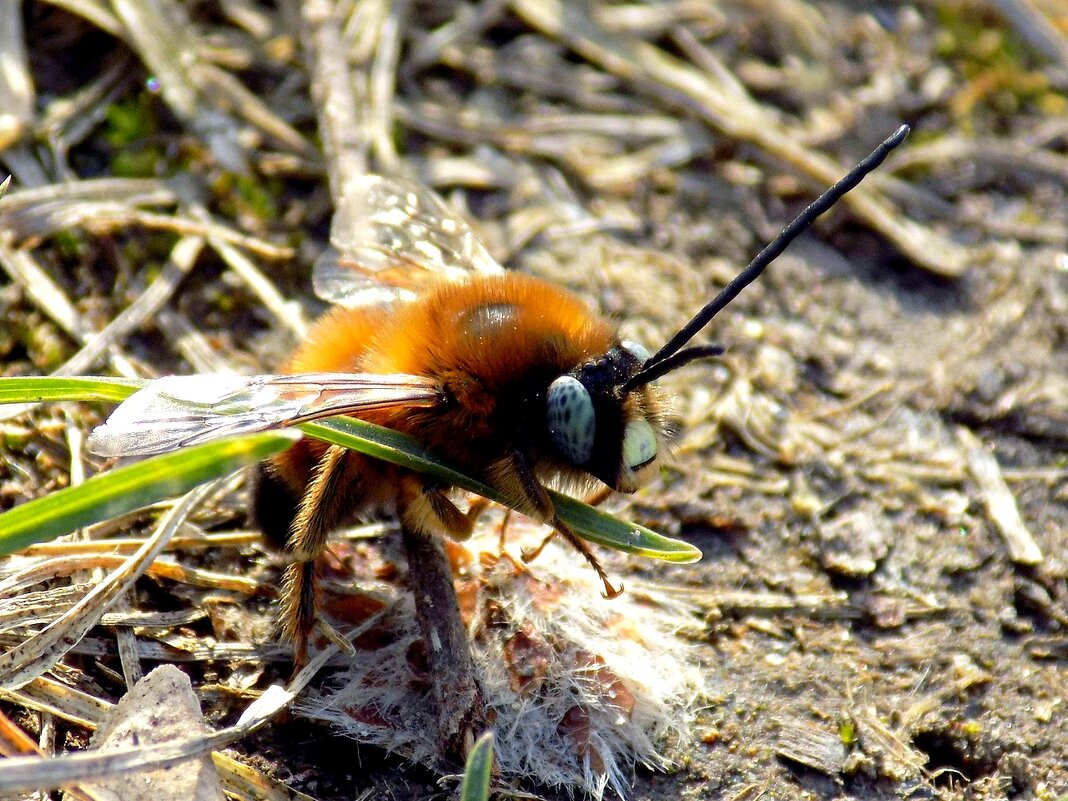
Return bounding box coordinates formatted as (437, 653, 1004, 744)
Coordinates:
(488, 450, 622, 597)
(485, 449, 555, 523)
(550, 515, 624, 599)
(487, 446, 559, 556)
(515, 487, 615, 564)
(404, 482, 477, 541)
(583, 485, 613, 508)
(518, 515, 621, 597)
(453, 495, 511, 551)
(519, 487, 612, 560)
(288, 446, 353, 560)
(520, 529, 556, 562)
(279, 445, 352, 663)
(454, 494, 517, 553)
(496, 507, 513, 552)
(486, 447, 616, 592)
(398, 476, 485, 762)
(464, 496, 492, 529)
(280, 561, 315, 667)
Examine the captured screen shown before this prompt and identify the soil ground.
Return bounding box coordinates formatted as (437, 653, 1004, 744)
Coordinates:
(0, 2, 1066, 800)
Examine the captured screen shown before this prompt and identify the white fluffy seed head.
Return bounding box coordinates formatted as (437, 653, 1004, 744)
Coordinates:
(546, 376, 596, 465)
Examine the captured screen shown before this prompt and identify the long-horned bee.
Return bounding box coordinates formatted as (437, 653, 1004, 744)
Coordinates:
(90, 126, 910, 663)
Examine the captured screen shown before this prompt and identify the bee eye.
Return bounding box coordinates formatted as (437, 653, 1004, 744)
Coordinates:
(620, 339, 651, 364)
(546, 376, 595, 465)
(622, 419, 657, 470)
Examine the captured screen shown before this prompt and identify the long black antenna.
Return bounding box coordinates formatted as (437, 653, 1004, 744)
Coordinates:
(625, 124, 910, 390)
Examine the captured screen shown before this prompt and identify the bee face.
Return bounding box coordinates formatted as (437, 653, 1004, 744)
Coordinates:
(546, 339, 660, 493)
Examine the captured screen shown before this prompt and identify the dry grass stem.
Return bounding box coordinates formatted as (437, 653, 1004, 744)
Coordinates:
(0, 482, 216, 689)
(957, 427, 1043, 565)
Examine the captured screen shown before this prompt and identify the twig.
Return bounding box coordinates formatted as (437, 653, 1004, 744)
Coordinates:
(405, 0, 507, 74)
(0, 240, 139, 378)
(155, 309, 235, 373)
(889, 135, 1068, 187)
(0, 1, 34, 150)
(110, 0, 248, 170)
(368, 0, 407, 171)
(0, 482, 217, 690)
(0, 554, 263, 597)
(0, 642, 336, 793)
(40, 0, 123, 36)
(0, 235, 203, 422)
(988, 0, 1068, 71)
(297, 0, 369, 200)
(774, 716, 846, 776)
(40, 54, 137, 178)
(17, 531, 260, 557)
(957, 427, 1043, 566)
(195, 62, 318, 158)
(64, 236, 206, 377)
(198, 211, 307, 337)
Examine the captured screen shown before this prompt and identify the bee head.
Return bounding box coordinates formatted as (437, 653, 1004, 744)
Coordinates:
(546, 340, 663, 493)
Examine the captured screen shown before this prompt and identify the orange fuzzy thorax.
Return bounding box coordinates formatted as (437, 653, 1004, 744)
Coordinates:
(275, 272, 616, 488)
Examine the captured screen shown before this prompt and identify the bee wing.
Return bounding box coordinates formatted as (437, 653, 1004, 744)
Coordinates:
(88, 372, 444, 457)
(314, 174, 504, 307)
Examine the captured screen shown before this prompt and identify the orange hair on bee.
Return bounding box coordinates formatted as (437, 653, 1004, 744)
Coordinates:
(292, 273, 615, 462)
(363, 273, 614, 383)
(286, 304, 389, 374)
(255, 272, 617, 549)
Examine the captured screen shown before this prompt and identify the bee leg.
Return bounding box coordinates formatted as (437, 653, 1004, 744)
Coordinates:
(485, 450, 555, 521)
(517, 486, 613, 566)
(486, 450, 556, 557)
(521, 528, 556, 562)
(583, 485, 613, 508)
(279, 445, 353, 665)
(454, 495, 510, 552)
(404, 481, 477, 541)
(280, 561, 315, 668)
(457, 494, 516, 551)
(550, 514, 623, 599)
(519, 515, 623, 599)
(497, 507, 514, 552)
(464, 496, 492, 530)
(398, 476, 485, 763)
(488, 451, 623, 599)
(525, 487, 610, 559)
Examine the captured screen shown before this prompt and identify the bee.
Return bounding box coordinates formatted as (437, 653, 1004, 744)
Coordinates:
(89, 126, 909, 663)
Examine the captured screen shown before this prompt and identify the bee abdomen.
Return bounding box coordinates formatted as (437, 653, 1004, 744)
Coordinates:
(251, 462, 301, 550)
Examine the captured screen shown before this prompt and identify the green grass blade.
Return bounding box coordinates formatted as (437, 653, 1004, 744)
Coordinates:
(0, 375, 145, 404)
(459, 731, 494, 801)
(549, 491, 700, 563)
(301, 418, 702, 563)
(0, 432, 297, 555)
(0, 375, 702, 562)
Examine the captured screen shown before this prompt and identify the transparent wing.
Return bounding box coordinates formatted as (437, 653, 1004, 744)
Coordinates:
(88, 372, 444, 457)
(314, 174, 504, 307)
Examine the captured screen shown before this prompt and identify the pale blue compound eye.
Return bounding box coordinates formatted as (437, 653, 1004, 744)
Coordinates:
(546, 376, 596, 465)
(620, 340, 651, 364)
(622, 419, 657, 469)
